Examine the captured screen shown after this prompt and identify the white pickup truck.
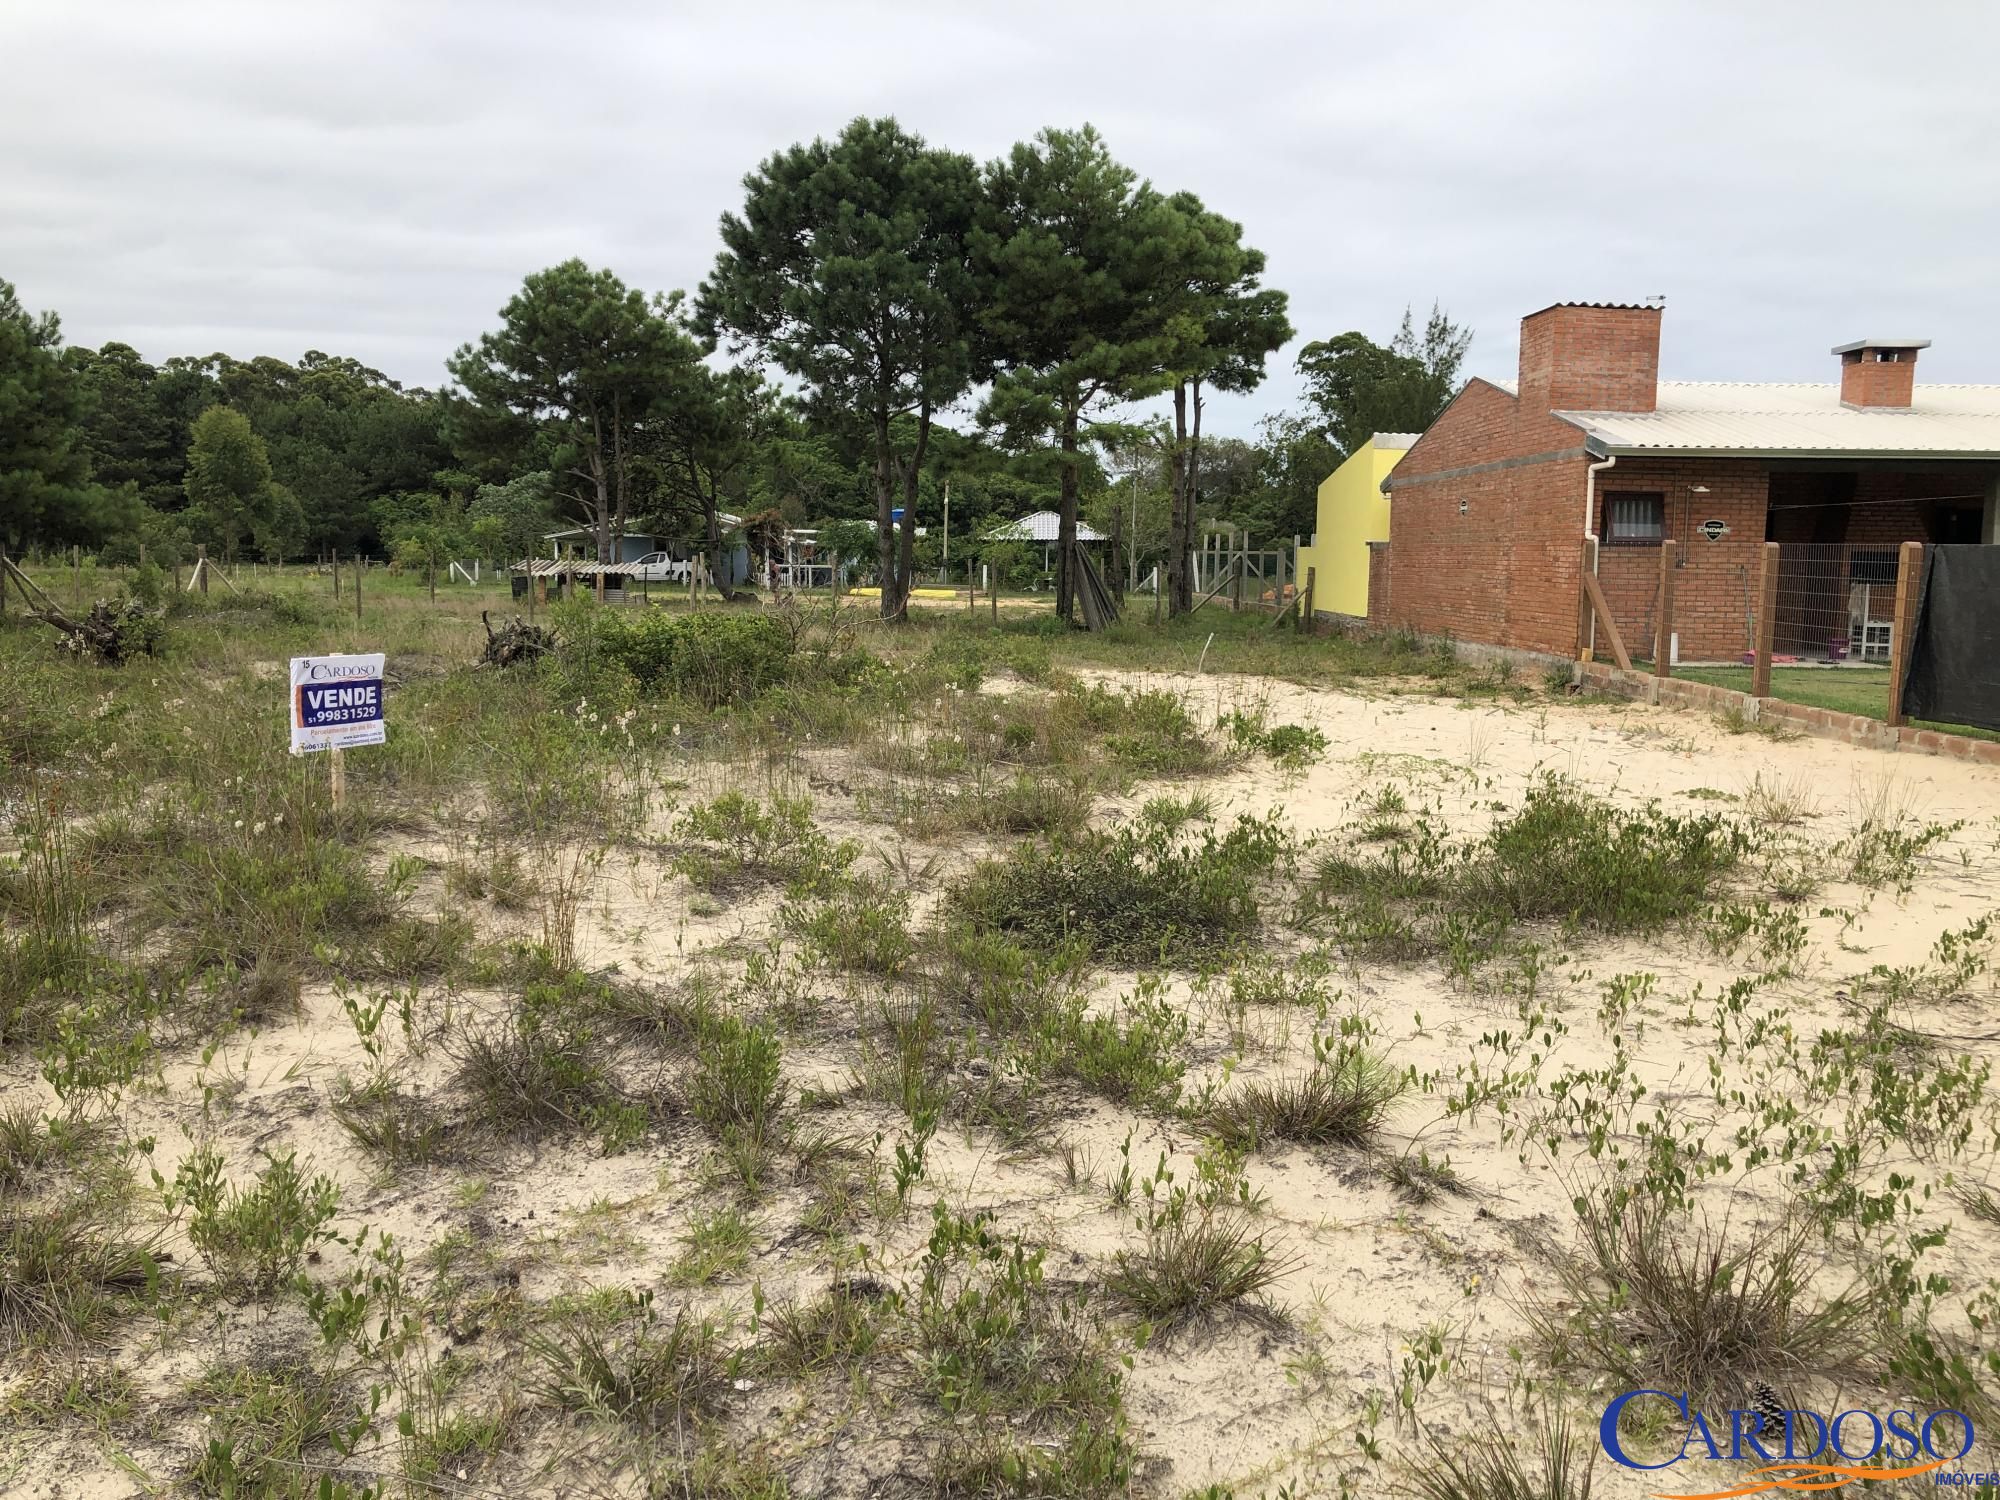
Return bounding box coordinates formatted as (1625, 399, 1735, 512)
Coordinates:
(625, 551, 693, 583)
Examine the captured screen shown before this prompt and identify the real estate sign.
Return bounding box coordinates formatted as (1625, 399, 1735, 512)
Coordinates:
(290, 653, 386, 754)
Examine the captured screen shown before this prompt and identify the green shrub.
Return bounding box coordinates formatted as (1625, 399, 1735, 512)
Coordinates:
(950, 811, 1288, 963)
(785, 872, 913, 977)
(674, 792, 852, 894)
(1311, 776, 1749, 964)
(562, 607, 793, 707)
(1470, 775, 1747, 930)
(685, 1014, 786, 1153)
(161, 1145, 341, 1296)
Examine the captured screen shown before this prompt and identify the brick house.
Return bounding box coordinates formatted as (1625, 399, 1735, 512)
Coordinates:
(1369, 303, 2000, 663)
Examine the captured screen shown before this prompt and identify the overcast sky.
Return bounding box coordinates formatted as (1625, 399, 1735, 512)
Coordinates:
(7, 0, 2000, 438)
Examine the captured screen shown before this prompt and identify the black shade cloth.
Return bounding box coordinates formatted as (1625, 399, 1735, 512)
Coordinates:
(1901, 545, 2000, 731)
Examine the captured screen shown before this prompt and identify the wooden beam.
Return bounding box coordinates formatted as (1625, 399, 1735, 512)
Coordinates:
(1653, 540, 1678, 678)
(1299, 566, 1316, 635)
(1885, 539, 1923, 729)
(1751, 542, 1780, 698)
(1577, 538, 1598, 661)
(1580, 568, 1633, 672)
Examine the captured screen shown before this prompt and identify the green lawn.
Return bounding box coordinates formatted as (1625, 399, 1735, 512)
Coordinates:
(1677, 665, 1998, 742)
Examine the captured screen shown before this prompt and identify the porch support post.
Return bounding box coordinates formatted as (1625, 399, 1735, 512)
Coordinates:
(1886, 540, 1923, 729)
(1653, 540, 1677, 678)
(1576, 538, 1598, 661)
(1982, 472, 2000, 544)
(1752, 542, 1779, 699)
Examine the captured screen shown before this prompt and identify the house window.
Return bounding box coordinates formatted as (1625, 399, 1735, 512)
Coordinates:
(1604, 491, 1665, 544)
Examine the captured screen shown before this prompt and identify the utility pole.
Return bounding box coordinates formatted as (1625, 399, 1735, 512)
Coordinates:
(1130, 487, 1138, 591)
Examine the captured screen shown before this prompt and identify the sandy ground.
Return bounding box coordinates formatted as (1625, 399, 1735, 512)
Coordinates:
(6, 670, 1998, 1498)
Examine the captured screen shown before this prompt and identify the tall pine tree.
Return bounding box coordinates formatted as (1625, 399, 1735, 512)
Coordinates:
(698, 117, 985, 620)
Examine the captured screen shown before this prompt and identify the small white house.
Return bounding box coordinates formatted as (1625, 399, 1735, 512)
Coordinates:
(984, 510, 1108, 574)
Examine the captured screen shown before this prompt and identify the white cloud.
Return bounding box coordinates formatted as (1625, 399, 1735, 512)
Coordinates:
(6, 0, 2000, 433)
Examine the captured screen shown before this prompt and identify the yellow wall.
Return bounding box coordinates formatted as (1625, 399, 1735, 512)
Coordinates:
(1296, 437, 1407, 618)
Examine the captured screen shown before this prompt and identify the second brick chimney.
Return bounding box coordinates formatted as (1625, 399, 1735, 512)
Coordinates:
(1834, 339, 1929, 408)
(1518, 302, 1662, 413)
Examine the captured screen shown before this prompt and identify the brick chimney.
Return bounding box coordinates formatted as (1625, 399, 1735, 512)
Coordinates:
(1833, 339, 1929, 408)
(1518, 302, 1662, 413)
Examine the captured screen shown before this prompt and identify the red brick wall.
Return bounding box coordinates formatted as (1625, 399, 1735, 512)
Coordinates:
(1520, 304, 1661, 413)
(1366, 542, 1390, 626)
(1592, 459, 1770, 662)
(1839, 351, 1916, 408)
(1380, 378, 1594, 656)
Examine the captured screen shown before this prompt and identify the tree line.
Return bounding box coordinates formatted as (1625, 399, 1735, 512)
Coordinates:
(0, 116, 1471, 621)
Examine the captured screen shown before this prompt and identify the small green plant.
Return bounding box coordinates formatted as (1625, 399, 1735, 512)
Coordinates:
(669, 1205, 754, 1286)
(160, 1145, 341, 1295)
(1222, 711, 1329, 769)
(686, 1014, 786, 1158)
(784, 871, 913, 976)
(673, 791, 853, 894)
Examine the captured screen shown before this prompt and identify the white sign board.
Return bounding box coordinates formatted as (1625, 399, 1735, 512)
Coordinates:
(290, 653, 386, 754)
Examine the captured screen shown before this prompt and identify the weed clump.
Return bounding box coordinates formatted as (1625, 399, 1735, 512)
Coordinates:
(451, 973, 645, 1151)
(1104, 1212, 1288, 1334)
(1313, 775, 1748, 965)
(785, 871, 914, 977)
(1207, 1043, 1404, 1151)
(0, 1198, 159, 1349)
(1403, 1408, 1597, 1500)
(530, 1289, 731, 1431)
(950, 810, 1288, 963)
(1532, 1188, 1868, 1411)
(673, 791, 854, 895)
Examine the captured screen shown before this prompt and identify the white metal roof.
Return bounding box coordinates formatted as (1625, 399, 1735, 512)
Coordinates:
(985, 510, 1107, 543)
(1475, 378, 2000, 458)
(1370, 432, 1422, 449)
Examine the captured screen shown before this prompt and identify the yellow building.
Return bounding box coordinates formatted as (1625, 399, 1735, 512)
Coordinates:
(1296, 432, 1415, 618)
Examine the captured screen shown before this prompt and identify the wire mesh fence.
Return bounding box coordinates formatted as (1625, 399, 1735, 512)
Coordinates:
(1770, 541, 1901, 663)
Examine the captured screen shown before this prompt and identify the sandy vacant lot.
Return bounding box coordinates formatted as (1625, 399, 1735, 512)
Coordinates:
(6, 661, 1998, 1500)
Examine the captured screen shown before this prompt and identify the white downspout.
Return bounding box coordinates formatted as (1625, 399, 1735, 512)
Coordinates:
(1582, 453, 1617, 657)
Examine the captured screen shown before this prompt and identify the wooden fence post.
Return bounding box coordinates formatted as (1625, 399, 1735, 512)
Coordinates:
(0, 543, 8, 621)
(197, 545, 210, 595)
(1885, 540, 1923, 729)
(1298, 566, 1316, 635)
(1577, 538, 1598, 660)
(332, 549, 340, 600)
(1653, 540, 1678, 678)
(354, 555, 362, 622)
(1751, 542, 1780, 699)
